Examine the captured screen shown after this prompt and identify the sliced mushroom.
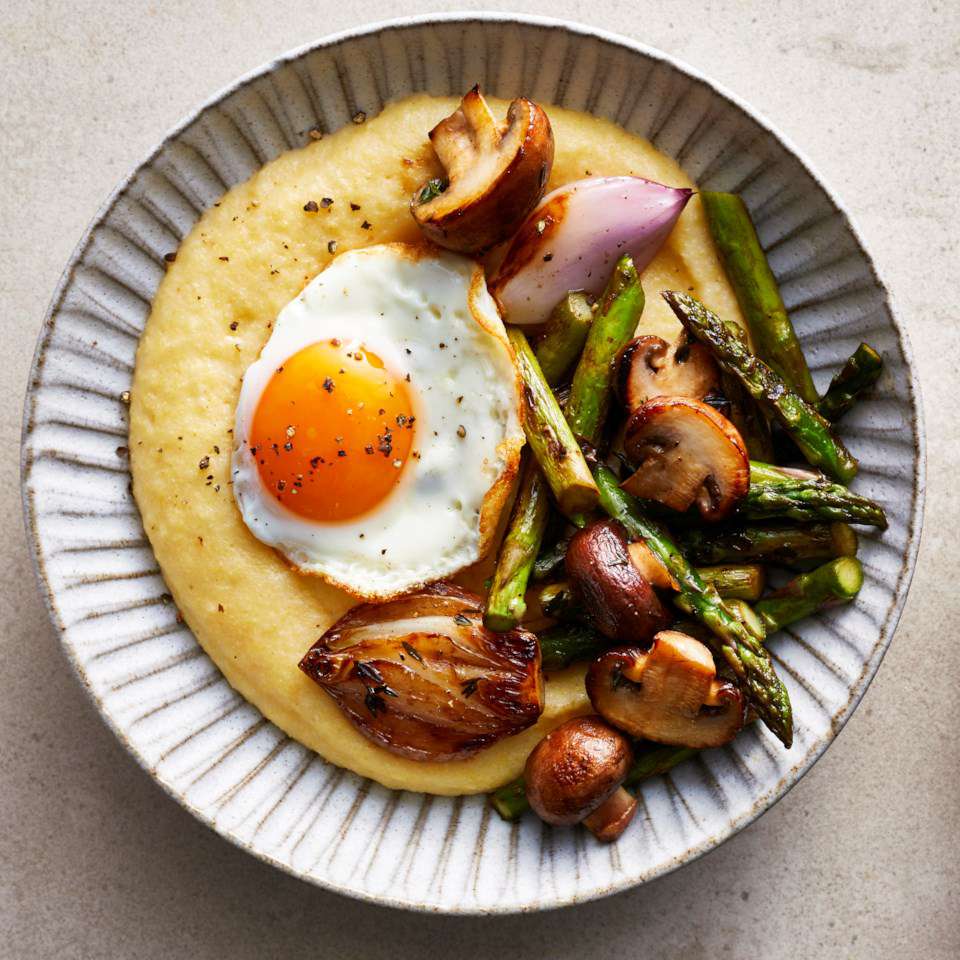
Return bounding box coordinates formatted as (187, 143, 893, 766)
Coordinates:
(410, 87, 554, 253)
(565, 519, 672, 645)
(621, 397, 749, 521)
(299, 584, 543, 761)
(626, 540, 678, 591)
(616, 334, 719, 413)
(586, 631, 745, 749)
(525, 716, 637, 842)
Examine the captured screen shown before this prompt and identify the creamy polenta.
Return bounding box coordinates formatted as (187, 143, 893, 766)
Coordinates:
(129, 95, 745, 795)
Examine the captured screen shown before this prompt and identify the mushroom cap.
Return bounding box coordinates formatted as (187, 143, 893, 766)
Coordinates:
(524, 716, 634, 826)
(411, 87, 554, 253)
(565, 519, 672, 644)
(621, 396, 750, 521)
(586, 631, 745, 749)
(616, 335, 719, 413)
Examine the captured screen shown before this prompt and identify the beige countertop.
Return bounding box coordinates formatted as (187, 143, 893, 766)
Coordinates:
(3, 1, 958, 956)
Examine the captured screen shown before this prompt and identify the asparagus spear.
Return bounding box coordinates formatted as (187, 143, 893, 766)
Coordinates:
(744, 478, 888, 528)
(701, 191, 818, 403)
(697, 564, 766, 601)
(507, 327, 599, 518)
(539, 621, 604, 671)
(680, 521, 858, 566)
(484, 460, 551, 631)
(535, 292, 594, 386)
(533, 537, 570, 582)
(755, 557, 863, 633)
(595, 465, 793, 747)
(623, 744, 699, 788)
(490, 776, 529, 821)
(664, 291, 859, 484)
(719, 320, 776, 461)
(818, 343, 883, 421)
(491, 743, 698, 821)
(566, 255, 645, 448)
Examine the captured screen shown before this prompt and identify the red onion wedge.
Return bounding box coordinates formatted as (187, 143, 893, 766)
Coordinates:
(490, 176, 693, 326)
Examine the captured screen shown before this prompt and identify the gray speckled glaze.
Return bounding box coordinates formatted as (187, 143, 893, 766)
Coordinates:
(20, 13, 924, 914)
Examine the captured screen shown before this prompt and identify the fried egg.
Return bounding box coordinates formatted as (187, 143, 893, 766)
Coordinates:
(232, 243, 524, 599)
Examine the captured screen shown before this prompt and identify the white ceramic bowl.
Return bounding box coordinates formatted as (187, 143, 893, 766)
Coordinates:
(21, 13, 924, 913)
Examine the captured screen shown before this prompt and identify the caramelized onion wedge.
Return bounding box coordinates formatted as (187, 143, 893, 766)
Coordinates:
(586, 632, 745, 749)
(299, 584, 543, 761)
(621, 397, 749, 521)
(565, 519, 671, 645)
(490, 176, 692, 326)
(411, 87, 554, 253)
(525, 716, 637, 842)
(616, 335, 719, 413)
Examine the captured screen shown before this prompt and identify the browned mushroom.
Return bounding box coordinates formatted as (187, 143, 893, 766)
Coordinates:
(299, 583, 543, 761)
(626, 539, 678, 591)
(621, 397, 749, 521)
(410, 86, 554, 253)
(616, 334, 719, 413)
(565, 519, 672, 645)
(525, 716, 638, 841)
(586, 631, 745, 749)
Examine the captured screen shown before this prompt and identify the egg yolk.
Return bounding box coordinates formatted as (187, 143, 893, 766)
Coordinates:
(249, 340, 416, 523)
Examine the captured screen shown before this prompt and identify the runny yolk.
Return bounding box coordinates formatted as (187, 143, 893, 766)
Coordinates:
(249, 339, 416, 523)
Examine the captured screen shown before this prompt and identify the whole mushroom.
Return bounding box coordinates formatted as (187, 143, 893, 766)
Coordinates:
(410, 86, 554, 253)
(586, 630, 745, 749)
(564, 519, 672, 645)
(524, 716, 638, 842)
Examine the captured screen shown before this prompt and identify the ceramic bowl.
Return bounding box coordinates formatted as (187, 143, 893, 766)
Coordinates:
(20, 13, 924, 913)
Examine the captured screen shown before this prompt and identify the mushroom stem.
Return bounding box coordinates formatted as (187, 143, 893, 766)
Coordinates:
(582, 786, 638, 842)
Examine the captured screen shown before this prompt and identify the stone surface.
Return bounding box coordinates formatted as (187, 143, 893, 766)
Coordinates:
(1, 1, 957, 957)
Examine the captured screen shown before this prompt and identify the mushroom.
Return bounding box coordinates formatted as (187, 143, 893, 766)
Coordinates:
(565, 519, 672, 645)
(524, 716, 638, 842)
(626, 540, 678, 591)
(621, 397, 749, 521)
(410, 86, 554, 253)
(586, 631, 745, 749)
(616, 334, 719, 413)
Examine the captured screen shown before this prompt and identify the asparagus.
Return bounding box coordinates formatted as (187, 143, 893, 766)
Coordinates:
(490, 777, 529, 821)
(484, 460, 551, 631)
(533, 537, 569, 582)
(701, 191, 818, 403)
(623, 744, 699, 788)
(744, 478, 888, 528)
(539, 621, 604, 671)
(595, 465, 793, 747)
(719, 320, 776, 461)
(566, 255, 645, 449)
(664, 291, 859, 484)
(755, 557, 863, 633)
(680, 521, 858, 566)
(507, 327, 599, 518)
(535, 292, 594, 386)
(818, 343, 883, 421)
(491, 743, 699, 821)
(697, 564, 766, 601)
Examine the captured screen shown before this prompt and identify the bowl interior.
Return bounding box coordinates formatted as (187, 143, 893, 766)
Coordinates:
(21, 15, 923, 913)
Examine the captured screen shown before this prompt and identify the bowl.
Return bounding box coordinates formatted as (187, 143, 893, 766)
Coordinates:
(20, 13, 924, 913)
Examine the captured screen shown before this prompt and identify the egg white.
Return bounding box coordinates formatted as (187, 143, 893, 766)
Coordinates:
(232, 243, 524, 599)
